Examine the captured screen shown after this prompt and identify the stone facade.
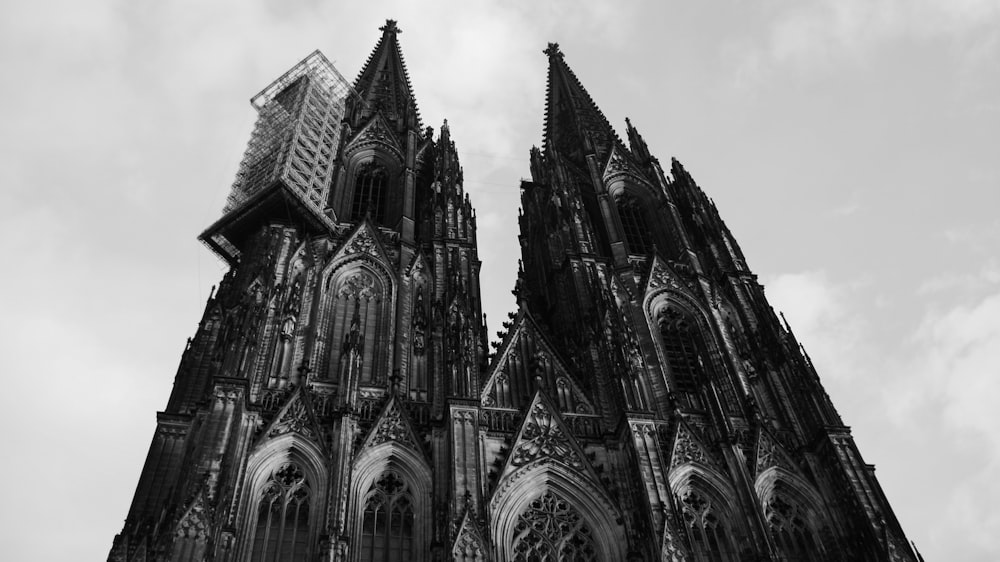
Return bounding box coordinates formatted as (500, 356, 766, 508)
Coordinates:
(109, 21, 917, 562)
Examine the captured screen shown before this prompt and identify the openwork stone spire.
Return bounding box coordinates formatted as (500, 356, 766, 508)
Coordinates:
(353, 19, 421, 127)
(542, 42, 620, 163)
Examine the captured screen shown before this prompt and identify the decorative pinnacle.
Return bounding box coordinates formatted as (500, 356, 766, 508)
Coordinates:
(380, 19, 400, 34)
(543, 42, 563, 59)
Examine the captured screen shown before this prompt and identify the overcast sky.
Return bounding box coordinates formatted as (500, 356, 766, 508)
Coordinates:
(1, 1, 998, 560)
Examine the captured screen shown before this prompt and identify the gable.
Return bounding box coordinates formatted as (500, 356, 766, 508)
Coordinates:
(344, 112, 404, 160)
(668, 420, 720, 473)
(361, 396, 424, 456)
(498, 391, 601, 483)
(258, 388, 326, 451)
(481, 309, 595, 415)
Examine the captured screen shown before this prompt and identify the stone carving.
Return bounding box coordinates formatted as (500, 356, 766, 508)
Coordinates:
(369, 401, 419, 450)
(452, 514, 487, 562)
(343, 228, 379, 257)
(175, 493, 209, 539)
(512, 491, 598, 561)
(670, 424, 714, 471)
(756, 431, 794, 475)
(269, 397, 316, 440)
(511, 400, 583, 469)
(337, 272, 375, 300)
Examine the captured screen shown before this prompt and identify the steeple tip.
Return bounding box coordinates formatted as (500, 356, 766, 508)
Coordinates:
(380, 19, 400, 35)
(544, 42, 563, 59)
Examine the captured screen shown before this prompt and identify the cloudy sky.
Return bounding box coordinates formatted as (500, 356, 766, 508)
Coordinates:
(1, 0, 998, 560)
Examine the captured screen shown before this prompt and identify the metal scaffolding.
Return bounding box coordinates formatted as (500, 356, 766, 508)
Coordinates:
(225, 50, 357, 215)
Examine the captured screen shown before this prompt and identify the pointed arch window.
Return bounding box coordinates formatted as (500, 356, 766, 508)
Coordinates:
(763, 491, 824, 561)
(616, 192, 652, 255)
(511, 491, 598, 561)
(352, 161, 388, 224)
(250, 463, 311, 562)
(359, 472, 415, 561)
(677, 488, 735, 562)
(658, 308, 705, 407)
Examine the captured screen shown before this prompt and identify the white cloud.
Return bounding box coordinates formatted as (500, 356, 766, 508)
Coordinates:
(764, 271, 866, 383)
(916, 258, 1000, 295)
(731, 0, 1000, 83)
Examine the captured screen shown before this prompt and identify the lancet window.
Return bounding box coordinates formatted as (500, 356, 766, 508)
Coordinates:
(677, 488, 735, 562)
(352, 161, 388, 223)
(359, 472, 415, 562)
(328, 271, 385, 386)
(658, 307, 705, 408)
(616, 192, 652, 255)
(250, 463, 311, 562)
(511, 491, 598, 561)
(763, 491, 823, 561)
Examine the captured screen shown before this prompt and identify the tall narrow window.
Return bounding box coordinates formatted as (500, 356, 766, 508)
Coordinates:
(251, 463, 311, 562)
(678, 488, 734, 562)
(360, 472, 415, 562)
(352, 162, 388, 223)
(511, 491, 598, 561)
(764, 492, 822, 562)
(616, 192, 652, 255)
(659, 308, 705, 407)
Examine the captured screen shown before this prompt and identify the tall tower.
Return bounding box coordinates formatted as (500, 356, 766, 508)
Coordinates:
(110, 23, 917, 562)
(492, 42, 918, 561)
(110, 21, 488, 561)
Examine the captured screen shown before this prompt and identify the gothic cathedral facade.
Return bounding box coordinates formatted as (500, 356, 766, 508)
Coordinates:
(109, 21, 918, 562)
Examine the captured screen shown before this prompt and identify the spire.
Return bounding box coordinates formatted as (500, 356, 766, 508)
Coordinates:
(625, 117, 651, 163)
(354, 19, 421, 127)
(542, 43, 619, 164)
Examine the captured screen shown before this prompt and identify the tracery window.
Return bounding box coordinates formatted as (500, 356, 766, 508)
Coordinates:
(352, 162, 388, 223)
(250, 463, 311, 562)
(512, 491, 598, 561)
(359, 472, 415, 562)
(764, 492, 821, 561)
(659, 308, 704, 407)
(678, 488, 734, 562)
(616, 192, 652, 255)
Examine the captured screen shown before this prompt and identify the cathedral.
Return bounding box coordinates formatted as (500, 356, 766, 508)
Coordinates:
(109, 20, 919, 562)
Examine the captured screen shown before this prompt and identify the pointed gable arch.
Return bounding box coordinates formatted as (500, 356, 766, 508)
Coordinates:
(496, 391, 600, 483)
(172, 490, 210, 561)
(452, 511, 488, 562)
(602, 143, 656, 195)
(255, 387, 326, 452)
(360, 396, 426, 458)
(489, 446, 626, 562)
(238, 432, 327, 562)
(755, 465, 837, 560)
(481, 309, 595, 415)
(343, 112, 404, 163)
(668, 462, 744, 561)
(753, 427, 802, 478)
(351, 418, 433, 561)
(667, 420, 721, 474)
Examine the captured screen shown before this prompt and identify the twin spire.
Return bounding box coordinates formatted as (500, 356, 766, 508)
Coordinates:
(354, 21, 639, 163)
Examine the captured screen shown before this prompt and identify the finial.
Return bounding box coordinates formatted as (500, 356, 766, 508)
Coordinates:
(380, 19, 400, 35)
(543, 42, 563, 59)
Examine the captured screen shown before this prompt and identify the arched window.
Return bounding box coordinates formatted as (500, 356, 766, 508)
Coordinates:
(658, 307, 705, 408)
(763, 489, 825, 561)
(511, 491, 598, 561)
(616, 192, 652, 255)
(677, 488, 735, 562)
(359, 472, 415, 561)
(250, 463, 311, 562)
(352, 162, 388, 223)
